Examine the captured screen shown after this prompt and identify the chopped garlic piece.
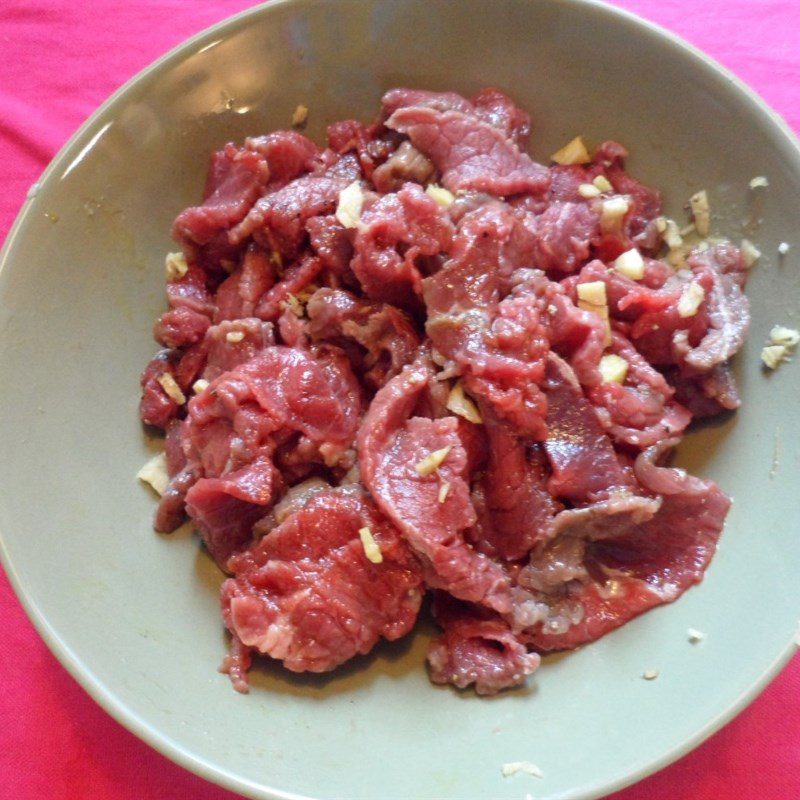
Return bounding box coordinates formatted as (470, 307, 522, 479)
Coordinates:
(599, 354, 629, 384)
(576, 281, 607, 307)
(677, 281, 705, 318)
(660, 217, 683, 250)
(137, 452, 169, 495)
(593, 174, 613, 193)
(740, 239, 761, 267)
(225, 330, 245, 343)
(165, 251, 188, 280)
(769, 325, 800, 347)
(550, 135, 591, 165)
(192, 378, 210, 394)
(501, 762, 544, 779)
(283, 293, 304, 317)
(291, 103, 308, 127)
(679, 222, 695, 237)
(749, 175, 769, 189)
(613, 248, 645, 280)
(577, 281, 612, 345)
(358, 526, 383, 564)
(687, 628, 706, 644)
(578, 183, 601, 199)
(335, 181, 364, 229)
(157, 373, 186, 405)
(689, 190, 710, 237)
(426, 184, 456, 208)
(438, 481, 451, 504)
(415, 446, 452, 477)
(778, 241, 791, 256)
(600, 196, 629, 233)
(761, 344, 788, 369)
(446, 381, 482, 424)
(642, 669, 659, 680)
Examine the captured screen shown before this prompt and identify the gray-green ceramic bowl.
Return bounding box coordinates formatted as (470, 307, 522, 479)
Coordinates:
(1, 1, 799, 798)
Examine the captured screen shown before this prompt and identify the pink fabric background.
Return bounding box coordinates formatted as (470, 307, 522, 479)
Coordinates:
(1, 1, 798, 798)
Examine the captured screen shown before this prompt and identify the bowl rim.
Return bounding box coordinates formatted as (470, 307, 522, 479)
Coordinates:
(1, 1, 799, 798)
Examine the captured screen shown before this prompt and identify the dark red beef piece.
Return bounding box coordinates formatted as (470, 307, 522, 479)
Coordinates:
(165, 262, 215, 317)
(588, 331, 691, 449)
(523, 438, 729, 651)
(595, 140, 662, 241)
(670, 363, 741, 416)
(245, 130, 321, 185)
(527, 201, 600, 274)
(220, 487, 424, 686)
(423, 206, 550, 439)
(306, 287, 421, 388)
(469, 418, 560, 561)
(351, 182, 453, 309)
(254, 254, 323, 322)
(305, 214, 354, 277)
(679, 245, 750, 372)
(380, 88, 475, 120)
(470, 87, 532, 149)
(186, 456, 282, 566)
(139, 349, 182, 429)
(386, 105, 550, 197)
(230, 173, 352, 260)
(427, 593, 539, 695)
(153, 306, 211, 349)
(202, 318, 275, 381)
(214, 245, 277, 322)
(173, 144, 270, 247)
(542, 354, 634, 502)
(357, 354, 512, 612)
(180, 346, 363, 565)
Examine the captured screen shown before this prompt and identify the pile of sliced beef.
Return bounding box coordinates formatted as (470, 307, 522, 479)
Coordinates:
(139, 87, 748, 695)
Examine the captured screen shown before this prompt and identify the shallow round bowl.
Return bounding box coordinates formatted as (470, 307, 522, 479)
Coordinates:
(1, 1, 799, 798)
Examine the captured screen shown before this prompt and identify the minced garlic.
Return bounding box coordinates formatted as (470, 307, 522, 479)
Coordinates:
(778, 241, 791, 256)
(358, 526, 383, 564)
(446, 381, 482, 424)
(415, 446, 452, 477)
(689, 190, 710, 237)
(192, 378, 210, 394)
(426, 184, 456, 208)
(137, 452, 169, 495)
(600, 196, 629, 234)
(165, 251, 188, 281)
(599, 353, 629, 384)
(761, 344, 789, 369)
(578, 183, 601, 199)
(593, 174, 613, 193)
(749, 176, 769, 189)
(225, 330, 245, 343)
(642, 669, 659, 680)
(687, 628, 706, 644)
(438, 481, 451, 504)
(291, 104, 308, 127)
(613, 248, 645, 280)
(740, 239, 761, 268)
(335, 181, 365, 229)
(550, 136, 591, 165)
(577, 281, 612, 345)
(769, 325, 800, 347)
(501, 762, 544, 779)
(677, 281, 705, 318)
(157, 373, 186, 405)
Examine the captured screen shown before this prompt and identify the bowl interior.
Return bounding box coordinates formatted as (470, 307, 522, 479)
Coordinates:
(1, 1, 799, 799)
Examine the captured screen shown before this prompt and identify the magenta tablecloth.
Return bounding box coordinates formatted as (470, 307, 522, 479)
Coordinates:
(1, 2, 799, 798)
